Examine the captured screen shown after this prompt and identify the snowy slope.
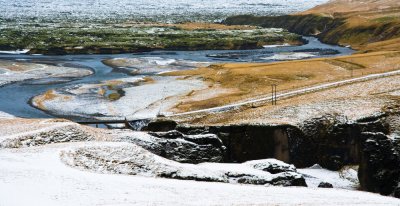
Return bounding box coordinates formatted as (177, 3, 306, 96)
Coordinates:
(0, 142, 399, 206)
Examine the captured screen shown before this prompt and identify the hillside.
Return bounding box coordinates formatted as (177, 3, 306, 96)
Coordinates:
(302, 0, 400, 14)
(224, 0, 400, 51)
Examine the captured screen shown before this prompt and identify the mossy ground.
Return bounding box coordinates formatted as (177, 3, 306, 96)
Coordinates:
(0, 22, 302, 54)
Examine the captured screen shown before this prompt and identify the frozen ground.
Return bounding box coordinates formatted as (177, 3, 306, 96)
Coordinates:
(0, 142, 399, 206)
(0, 0, 329, 23)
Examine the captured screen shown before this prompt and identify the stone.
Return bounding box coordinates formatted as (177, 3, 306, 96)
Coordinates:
(245, 159, 297, 174)
(318, 182, 333, 188)
(148, 130, 184, 139)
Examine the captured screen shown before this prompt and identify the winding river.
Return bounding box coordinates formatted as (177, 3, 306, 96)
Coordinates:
(0, 37, 353, 120)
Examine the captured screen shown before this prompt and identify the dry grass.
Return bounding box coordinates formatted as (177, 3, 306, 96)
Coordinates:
(173, 75, 400, 126)
(298, 0, 400, 51)
(165, 51, 400, 112)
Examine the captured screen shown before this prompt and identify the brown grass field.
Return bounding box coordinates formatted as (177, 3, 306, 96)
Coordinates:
(165, 51, 400, 112)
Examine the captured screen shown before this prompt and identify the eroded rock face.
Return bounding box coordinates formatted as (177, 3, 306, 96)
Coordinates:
(358, 132, 400, 197)
(176, 113, 391, 170)
(177, 124, 292, 163)
(116, 130, 226, 164)
(60, 143, 306, 187)
(294, 113, 390, 170)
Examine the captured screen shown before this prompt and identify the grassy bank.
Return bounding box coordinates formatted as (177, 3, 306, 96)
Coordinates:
(0, 23, 303, 55)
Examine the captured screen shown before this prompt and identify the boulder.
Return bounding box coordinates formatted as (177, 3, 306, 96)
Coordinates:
(318, 182, 333, 188)
(245, 159, 297, 174)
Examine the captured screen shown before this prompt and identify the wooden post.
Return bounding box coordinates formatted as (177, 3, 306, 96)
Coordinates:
(271, 84, 277, 105)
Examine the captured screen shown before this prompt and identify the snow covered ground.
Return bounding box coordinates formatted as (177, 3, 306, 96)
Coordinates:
(261, 52, 316, 61)
(0, 0, 329, 23)
(0, 60, 93, 87)
(0, 142, 399, 206)
(299, 164, 359, 189)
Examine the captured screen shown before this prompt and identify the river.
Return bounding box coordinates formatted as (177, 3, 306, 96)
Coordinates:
(0, 37, 353, 120)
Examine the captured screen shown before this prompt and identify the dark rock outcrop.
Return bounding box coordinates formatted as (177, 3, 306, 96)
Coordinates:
(358, 132, 400, 197)
(294, 114, 389, 170)
(177, 124, 293, 164)
(146, 120, 178, 132)
(176, 113, 390, 170)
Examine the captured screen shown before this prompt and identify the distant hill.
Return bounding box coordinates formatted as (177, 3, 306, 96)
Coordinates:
(302, 0, 400, 15)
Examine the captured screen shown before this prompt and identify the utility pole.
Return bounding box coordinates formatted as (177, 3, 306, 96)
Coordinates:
(271, 84, 277, 105)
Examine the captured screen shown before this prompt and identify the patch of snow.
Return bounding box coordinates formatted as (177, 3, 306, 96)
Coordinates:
(0, 111, 15, 119)
(262, 52, 316, 61)
(263, 43, 291, 48)
(299, 165, 359, 190)
(0, 49, 30, 54)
